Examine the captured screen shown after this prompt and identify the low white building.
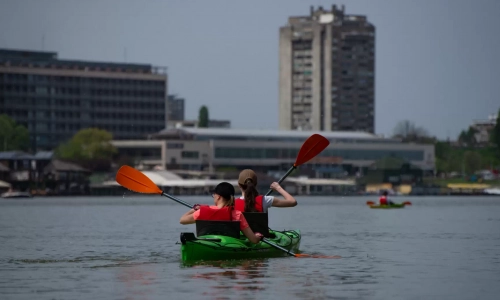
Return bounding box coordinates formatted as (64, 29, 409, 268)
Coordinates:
(111, 128, 435, 175)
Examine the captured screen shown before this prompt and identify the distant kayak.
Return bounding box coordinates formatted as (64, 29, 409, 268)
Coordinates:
(369, 203, 406, 209)
(366, 201, 412, 209)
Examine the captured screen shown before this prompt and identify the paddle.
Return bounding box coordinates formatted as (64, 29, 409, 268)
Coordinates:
(116, 165, 338, 258)
(265, 134, 330, 196)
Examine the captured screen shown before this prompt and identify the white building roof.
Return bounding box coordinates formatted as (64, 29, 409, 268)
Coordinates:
(103, 170, 238, 188)
(104, 179, 238, 188)
(0, 180, 11, 188)
(286, 177, 356, 186)
(157, 127, 396, 141)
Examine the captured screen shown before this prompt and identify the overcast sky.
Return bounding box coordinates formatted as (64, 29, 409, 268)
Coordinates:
(1, 0, 499, 139)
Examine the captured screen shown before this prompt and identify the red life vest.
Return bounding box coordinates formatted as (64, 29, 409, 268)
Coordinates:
(379, 196, 388, 205)
(196, 206, 233, 221)
(234, 195, 264, 212)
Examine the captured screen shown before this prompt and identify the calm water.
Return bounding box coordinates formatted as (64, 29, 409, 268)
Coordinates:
(1, 195, 500, 300)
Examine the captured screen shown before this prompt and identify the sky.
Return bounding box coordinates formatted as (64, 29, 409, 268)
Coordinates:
(1, 0, 499, 139)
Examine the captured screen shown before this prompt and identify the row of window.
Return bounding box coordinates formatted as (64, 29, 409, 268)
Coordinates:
(27, 123, 162, 133)
(181, 151, 199, 159)
(2, 74, 164, 87)
(3, 110, 164, 122)
(1, 84, 164, 95)
(214, 147, 424, 161)
(191, 136, 393, 144)
(119, 148, 162, 159)
(92, 100, 164, 110)
(91, 113, 164, 121)
(3, 99, 165, 110)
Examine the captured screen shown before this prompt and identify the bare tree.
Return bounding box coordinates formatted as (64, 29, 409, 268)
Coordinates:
(393, 120, 432, 143)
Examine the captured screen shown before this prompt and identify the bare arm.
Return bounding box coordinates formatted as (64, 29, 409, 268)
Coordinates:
(270, 182, 297, 207)
(241, 227, 262, 244)
(180, 209, 196, 224)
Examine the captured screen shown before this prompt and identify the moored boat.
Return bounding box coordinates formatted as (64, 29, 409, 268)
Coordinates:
(180, 229, 301, 261)
(1, 191, 32, 199)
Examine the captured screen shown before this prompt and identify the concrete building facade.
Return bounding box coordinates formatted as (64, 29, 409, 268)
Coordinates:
(470, 114, 498, 145)
(0, 49, 168, 151)
(279, 5, 375, 133)
(167, 94, 185, 121)
(111, 128, 435, 175)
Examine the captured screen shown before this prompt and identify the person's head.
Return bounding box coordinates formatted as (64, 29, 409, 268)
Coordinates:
(238, 169, 260, 212)
(211, 182, 235, 207)
(382, 190, 388, 196)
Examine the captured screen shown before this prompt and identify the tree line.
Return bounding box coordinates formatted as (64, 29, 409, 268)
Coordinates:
(1, 107, 499, 175)
(392, 108, 500, 175)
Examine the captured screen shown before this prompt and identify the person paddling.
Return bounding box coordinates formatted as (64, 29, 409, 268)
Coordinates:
(179, 182, 263, 244)
(234, 169, 297, 213)
(379, 190, 395, 206)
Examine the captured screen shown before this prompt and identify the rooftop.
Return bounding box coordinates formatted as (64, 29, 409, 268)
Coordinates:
(44, 159, 90, 173)
(153, 127, 400, 143)
(0, 48, 167, 75)
(0, 151, 54, 160)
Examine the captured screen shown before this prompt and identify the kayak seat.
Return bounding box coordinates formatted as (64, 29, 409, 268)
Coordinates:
(196, 220, 241, 239)
(242, 212, 271, 238)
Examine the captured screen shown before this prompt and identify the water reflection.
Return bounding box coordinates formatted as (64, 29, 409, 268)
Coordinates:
(116, 264, 158, 300)
(182, 259, 269, 295)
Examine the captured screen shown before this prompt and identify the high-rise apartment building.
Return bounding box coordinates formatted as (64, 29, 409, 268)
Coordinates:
(167, 94, 185, 121)
(279, 5, 375, 132)
(0, 49, 168, 151)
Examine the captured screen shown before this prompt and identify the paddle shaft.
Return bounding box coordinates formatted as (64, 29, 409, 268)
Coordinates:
(260, 238, 297, 257)
(265, 165, 296, 196)
(161, 192, 193, 209)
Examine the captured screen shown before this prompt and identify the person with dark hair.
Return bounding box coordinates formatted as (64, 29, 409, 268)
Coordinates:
(234, 169, 297, 213)
(379, 190, 395, 205)
(179, 182, 263, 244)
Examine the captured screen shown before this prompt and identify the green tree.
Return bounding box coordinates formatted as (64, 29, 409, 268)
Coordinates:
(458, 127, 477, 147)
(490, 108, 500, 151)
(463, 150, 482, 175)
(0, 114, 29, 151)
(198, 105, 209, 128)
(55, 128, 117, 171)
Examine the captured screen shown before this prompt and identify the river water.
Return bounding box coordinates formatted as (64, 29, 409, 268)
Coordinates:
(1, 195, 500, 300)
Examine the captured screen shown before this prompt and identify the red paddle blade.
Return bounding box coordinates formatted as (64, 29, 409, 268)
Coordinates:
(403, 201, 412, 206)
(116, 165, 163, 194)
(294, 134, 330, 166)
(295, 254, 341, 259)
(366, 201, 375, 205)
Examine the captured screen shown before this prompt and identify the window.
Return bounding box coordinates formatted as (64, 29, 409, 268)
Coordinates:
(167, 143, 184, 149)
(181, 151, 199, 159)
(214, 147, 424, 162)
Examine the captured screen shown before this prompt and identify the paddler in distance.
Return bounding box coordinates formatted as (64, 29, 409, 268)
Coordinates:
(379, 190, 395, 206)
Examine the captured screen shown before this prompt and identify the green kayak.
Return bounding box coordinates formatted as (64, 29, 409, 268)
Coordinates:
(369, 203, 406, 209)
(180, 229, 301, 261)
